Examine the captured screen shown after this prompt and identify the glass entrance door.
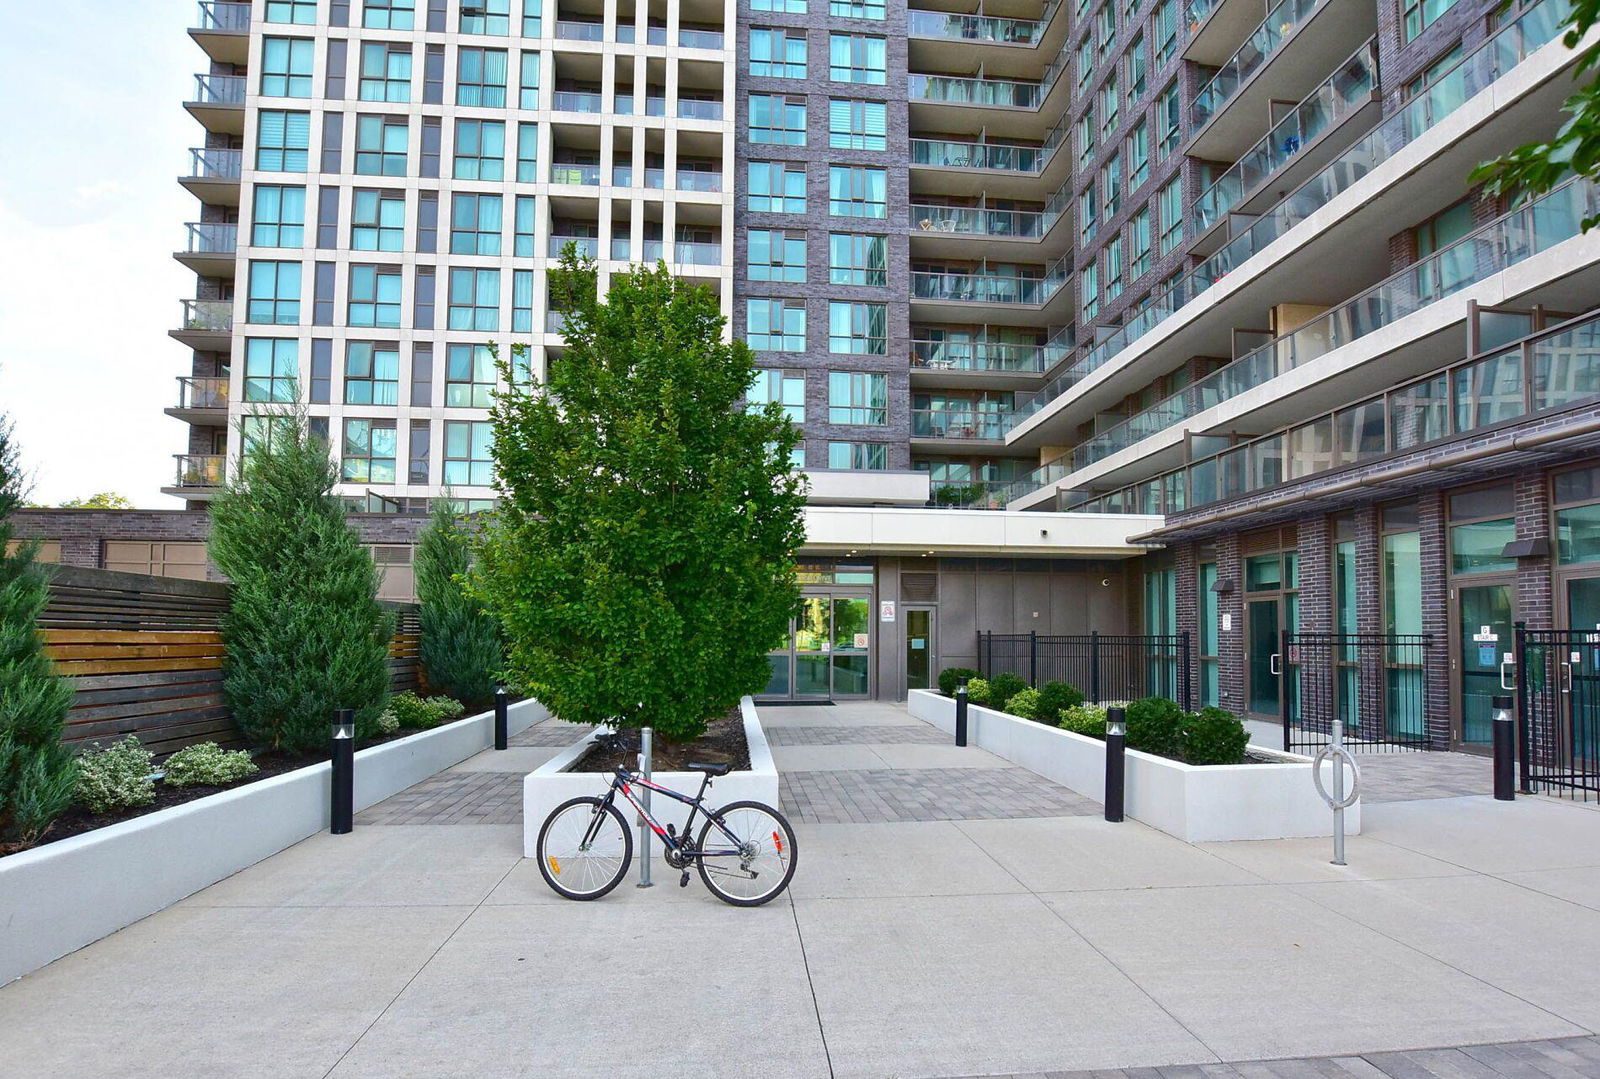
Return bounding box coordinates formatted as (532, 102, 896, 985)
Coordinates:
(904, 607, 934, 693)
(830, 595, 871, 697)
(1248, 599, 1280, 717)
(794, 596, 832, 698)
(1456, 582, 1514, 747)
(762, 592, 873, 699)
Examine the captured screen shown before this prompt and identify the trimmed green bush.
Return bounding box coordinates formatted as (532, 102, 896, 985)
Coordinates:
(1183, 706, 1250, 765)
(1037, 681, 1084, 719)
(385, 692, 467, 731)
(963, 678, 992, 707)
(162, 743, 258, 788)
(937, 667, 980, 697)
(1005, 687, 1042, 719)
(75, 738, 155, 814)
(1125, 696, 1185, 759)
(986, 672, 1027, 712)
(1058, 703, 1108, 738)
(416, 501, 501, 711)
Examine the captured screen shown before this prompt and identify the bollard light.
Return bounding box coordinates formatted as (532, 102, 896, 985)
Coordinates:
(1106, 712, 1127, 739)
(332, 714, 356, 741)
(954, 677, 969, 748)
(1104, 706, 1126, 824)
(330, 708, 355, 835)
(493, 685, 509, 751)
(1491, 693, 1515, 802)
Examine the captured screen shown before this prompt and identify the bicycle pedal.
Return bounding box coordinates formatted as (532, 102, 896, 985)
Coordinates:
(679, 870, 691, 888)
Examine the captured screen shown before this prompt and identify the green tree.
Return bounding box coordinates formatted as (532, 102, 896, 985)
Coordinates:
(473, 254, 806, 742)
(208, 415, 394, 752)
(58, 493, 133, 510)
(1473, 2, 1600, 228)
(0, 417, 77, 847)
(416, 500, 501, 709)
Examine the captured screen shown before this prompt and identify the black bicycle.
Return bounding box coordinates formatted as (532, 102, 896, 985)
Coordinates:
(535, 750, 797, 907)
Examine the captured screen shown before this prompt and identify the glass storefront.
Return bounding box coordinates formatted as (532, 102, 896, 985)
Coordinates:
(763, 563, 875, 700)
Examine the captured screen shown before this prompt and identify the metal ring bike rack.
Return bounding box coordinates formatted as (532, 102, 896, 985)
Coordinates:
(1311, 744, 1361, 810)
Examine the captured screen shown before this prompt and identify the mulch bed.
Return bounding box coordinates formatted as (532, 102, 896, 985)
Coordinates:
(571, 707, 750, 774)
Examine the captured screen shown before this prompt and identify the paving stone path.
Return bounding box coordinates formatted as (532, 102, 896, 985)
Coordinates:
(766, 723, 948, 746)
(779, 765, 1097, 823)
(357, 770, 523, 825)
(509, 722, 593, 747)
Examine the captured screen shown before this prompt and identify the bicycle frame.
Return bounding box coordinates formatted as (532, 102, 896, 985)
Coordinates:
(585, 767, 747, 860)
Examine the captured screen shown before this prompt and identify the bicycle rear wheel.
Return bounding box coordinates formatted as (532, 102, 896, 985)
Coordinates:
(537, 797, 633, 900)
(696, 801, 797, 907)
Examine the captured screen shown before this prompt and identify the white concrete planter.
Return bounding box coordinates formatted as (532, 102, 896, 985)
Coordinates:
(522, 696, 778, 857)
(907, 690, 1357, 843)
(0, 699, 549, 987)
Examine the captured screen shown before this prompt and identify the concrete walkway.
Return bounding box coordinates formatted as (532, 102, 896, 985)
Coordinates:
(1, 703, 1599, 1079)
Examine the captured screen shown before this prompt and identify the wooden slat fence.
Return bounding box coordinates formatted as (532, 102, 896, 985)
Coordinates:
(40, 566, 423, 757)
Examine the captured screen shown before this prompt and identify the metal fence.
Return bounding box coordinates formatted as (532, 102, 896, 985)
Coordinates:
(1514, 626, 1600, 801)
(1280, 632, 1434, 754)
(977, 631, 1193, 711)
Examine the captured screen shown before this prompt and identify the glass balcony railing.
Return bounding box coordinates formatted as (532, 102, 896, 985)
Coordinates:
(677, 170, 722, 192)
(1184, 0, 1220, 32)
(679, 28, 725, 49)
(190, 73, 245, 106)
(1002, 177, 1598, 504)
(610, 237, 631, 260)
(910, 138, 1045, 173)
(1191, 0, 1327, 130)
(908, 73, 1042, 109)
(174, 455, 225, 488)
(554, 19, 605, 40)
(907, 10, 1046, 45)
(1194, 37, 1378, 232)
(547, 310, 570, 334)
(913, 255, 1069, 306)
(911, 340, 1048, 373)
(912, 409, 1009, 440)
(549, 163, 601, 185)
(677, 98, 724, 120)
(188, 147, 242, 181)
(179, 299, 233, 333)
(1007, 0, 1574, 434)
(669, 242, 722, 266)
(549, 235, 600, 258)
(911, 205, 1049, 238)
(195, 1, 250, 32)
(184, 222, 238, 255)
(176, 376, 230, 410)
(551, 90, 603, 112)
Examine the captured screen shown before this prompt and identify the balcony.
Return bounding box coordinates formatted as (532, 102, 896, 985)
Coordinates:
(192, 1, 250, 64)
(180, 147, 243, 206)
(907, 10, 1048, 46)
(911, 258, 1070, 320)
(639, 241, 723, 267)
(910, 204, 1050, 240)
(554, 18, 605, 40)
(677, 28, 725, 50)
(1187, 0, 1375, 163)
(185, 74, 246, 134)
(549, 162, 602, 185)
(911, 409, 1009, 442)
(677, 170, 722, 193)
(167, 376, 230, 423)
(675, 98, 724, 121)
(910, 138, 1045, 175)
(176, 222, 238, 276)
(908, 73, 1042, 110)
(172, 455, 225, 490)
(549, 235, 600, 258)
(551, 90, 604, 113)
(1183, 0, 1274, 66)
(911, 338, 1050, 377)
(171, 299, 234, 347)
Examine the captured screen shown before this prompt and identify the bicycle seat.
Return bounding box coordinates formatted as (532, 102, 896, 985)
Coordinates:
(687, 762, 731, 776)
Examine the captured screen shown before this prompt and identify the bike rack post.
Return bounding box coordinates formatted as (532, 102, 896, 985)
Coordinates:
(1312, 716, 1360, 866)
(1104, 707, 1125, 823)
(637, 727, 654, 888)
(954, 678, 969, 747)
(1492, 695, 1516, 801)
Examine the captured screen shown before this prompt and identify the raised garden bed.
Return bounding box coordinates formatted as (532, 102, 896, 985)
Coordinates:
(571, 707, 750, 774)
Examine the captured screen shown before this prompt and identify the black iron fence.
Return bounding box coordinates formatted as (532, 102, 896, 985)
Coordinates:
(1280, 632, 1435, 754)
(977, 631, 1193, 711)
(1514, 625, 1600, 801)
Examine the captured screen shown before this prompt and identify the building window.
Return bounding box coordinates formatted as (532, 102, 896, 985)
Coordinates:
(1079, 183, 1097, 243)
(1076, 113, 1095, 167)
(828, 233, 887, 286)
(829, 34, 886, 84)
(449, 193, 503, 255)
(1079, 260, 1100, 321)
(1076, 35, 1095, 91)
(342, 420, 398, 484)
(828, 301, 887, 354)
(355, 114, 407, 175)
(1157, 175, 1183, 255)
(351, 189, 406, 251)
(747, 298, 806, 351)
(512, 195, 535, 257)
(448, 267, 501, 331)
(261, 37, 314, 98)
(359, 42, 412, 102)
(519, 51, 540, 110)
(1403, 42, 1464, 100)
(512, 269, 534, 332)
(749, 162, 807, 213)
(252, 185, 306, 247)
(460, 0, 511, 35)
(828, 165, 886, 218)
(751, 28, 808, 79)
(243, 338, 298, 402)
(1154, 80, 1180, 159)
(754, 0, 807, 11)
(443, 421, 494, 485)
(828, 441, 888, 469)
(516, 122, 538, 182)
(445, 343, 498, 407)
(454, 120, 505, 179)
(457, 48, 509, 107)
(830, 0, 884, 16)
(1127, 119, 1149, 189)
(829, 99, 887, 150)
(1095, 2, 1116, 47)
(257, 110, 311, 172)
(241, 416, 297, 463)
(1100, 152, 1122, 220)
(344, 342, 400, 405)
(1103, 239, 1124, 303)
(1152, 0, 1177, 64)
(1403, 0, 1460, 41)
(1198, 561, 1219, 706)
(750, 94, 807, 144)
(748, 230, 807, 282)
(1097, 73, 1119, 139)
(265, 0, 318, 23)
(348, 264, 403, 327)
(828, 371, 888, 425)
(749, 369, 806, 422)
(1129, 206, 1151, 279)
(1126, 31, 1146, 102)
(246, 261, 301, 324)
(363, 0, 415, 29)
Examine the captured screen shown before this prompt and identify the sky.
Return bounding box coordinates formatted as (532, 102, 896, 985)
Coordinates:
(0, 3, 196, 508)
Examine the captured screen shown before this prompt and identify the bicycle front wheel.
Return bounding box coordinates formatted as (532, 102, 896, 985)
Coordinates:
(537, 797, 633, 901)
(696, 801, 797, 907)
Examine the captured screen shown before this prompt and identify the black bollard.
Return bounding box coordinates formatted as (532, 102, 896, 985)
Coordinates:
(494, 685, 509, 751)
(1492, 694, 1515, 802)
(1104, 706, 1126, 823)
(955, 679, 969, 747)
(331, 708, 355, 834)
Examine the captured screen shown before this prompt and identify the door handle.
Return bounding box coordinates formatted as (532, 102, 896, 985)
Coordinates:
(1269, 653, 1281, 676)
(1499, 659, 1516, 691)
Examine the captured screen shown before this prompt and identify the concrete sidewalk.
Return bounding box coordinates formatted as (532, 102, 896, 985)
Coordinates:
(1, 703, 1598, 1079)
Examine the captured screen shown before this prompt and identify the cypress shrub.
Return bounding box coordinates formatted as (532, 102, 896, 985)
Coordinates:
(416, 501, 501, 710)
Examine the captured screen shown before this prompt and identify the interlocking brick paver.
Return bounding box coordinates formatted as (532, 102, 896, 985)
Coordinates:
(778, 766, 1096, 823)
(356, 770, 525, 825)
(766, 724, 948, 746)
(509, 722, 593, 747)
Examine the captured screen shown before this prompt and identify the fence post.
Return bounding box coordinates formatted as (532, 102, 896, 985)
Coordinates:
(1029, 630, 1038, 686)
(1513, 621, 1531, 793)
(330, 709, 354, 835)
(1280, 629, 1292, 753)
(1089, 630, 1101, 704)
(1180, 631, 1193, 712)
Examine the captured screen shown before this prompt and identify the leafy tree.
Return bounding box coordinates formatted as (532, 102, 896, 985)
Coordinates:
(416, 500, 501, 709)
(0, 417, 77, 847)
(208, 415, 394, 752)
(1473, 2, 1600, 228)
(473, 254, 806, 742)
(58, 493, 133, 510)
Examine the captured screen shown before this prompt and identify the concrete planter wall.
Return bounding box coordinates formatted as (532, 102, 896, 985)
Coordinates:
(522, 696, 777, 857)
(907, 690, 1356, 843)
(0, 699, 548, 987)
